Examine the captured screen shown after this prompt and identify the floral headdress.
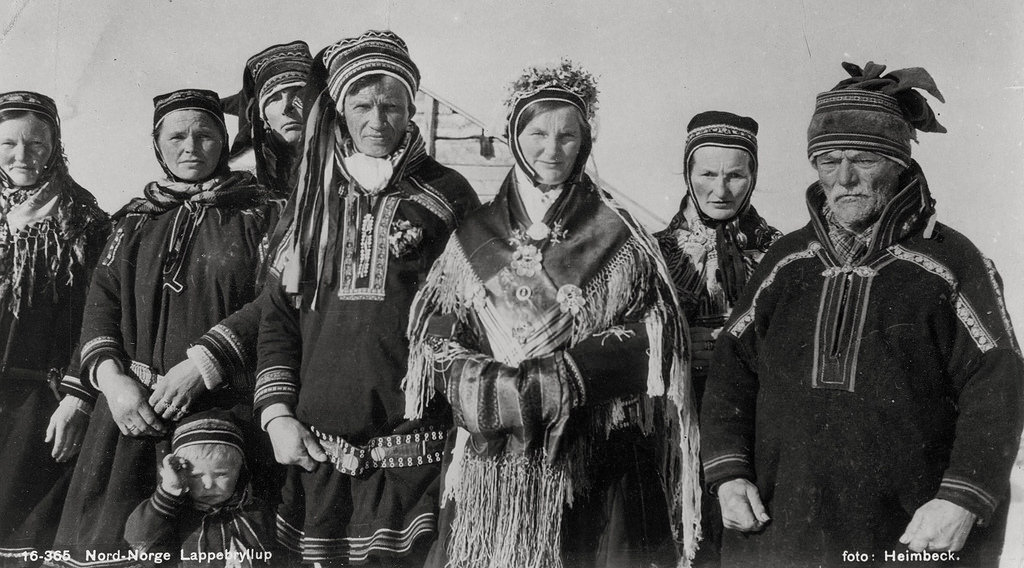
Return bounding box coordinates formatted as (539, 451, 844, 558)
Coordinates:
(505, 59, 599, 187)
(504, 58, 599, 120)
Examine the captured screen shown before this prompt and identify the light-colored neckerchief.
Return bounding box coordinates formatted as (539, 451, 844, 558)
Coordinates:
(514, 166, 562, 224)
(343, 152, 396, 195)
(3, 181, 62, 234)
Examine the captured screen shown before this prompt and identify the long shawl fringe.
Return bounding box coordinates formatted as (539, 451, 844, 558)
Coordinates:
(0, 178, 107, 318)
(405, 188, 702, 567)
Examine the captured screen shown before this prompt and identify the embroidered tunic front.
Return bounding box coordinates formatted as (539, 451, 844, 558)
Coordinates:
(700, 162, 1024, 566)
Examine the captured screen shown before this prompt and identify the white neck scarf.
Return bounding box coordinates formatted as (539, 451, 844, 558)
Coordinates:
(514, 167, 562, 224)
(343, 152, 395, 195)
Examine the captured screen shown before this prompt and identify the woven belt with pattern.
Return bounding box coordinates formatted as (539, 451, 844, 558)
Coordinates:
(311, 425, 447, 476)
(127, 360, 164, 389)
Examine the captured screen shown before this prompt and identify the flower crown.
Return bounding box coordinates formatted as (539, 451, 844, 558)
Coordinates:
(505, 58, 599, 120)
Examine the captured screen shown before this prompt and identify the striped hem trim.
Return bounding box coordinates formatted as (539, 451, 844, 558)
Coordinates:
(275, 512, 435, 563)
(727, 242, 822, 337)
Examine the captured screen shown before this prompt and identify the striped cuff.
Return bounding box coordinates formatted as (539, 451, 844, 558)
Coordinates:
(59, 374, 98, 406)
(151, 484, 188, 518)
(703, 451, 755, 491)
(79, 336, 125, 390)
(186, 344, 224, 391)
(935, 475, 999, 524)
(254, 366, 300, 412)
(194, 323, 249, 387)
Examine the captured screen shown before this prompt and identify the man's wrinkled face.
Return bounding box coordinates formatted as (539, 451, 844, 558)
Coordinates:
(814, 149, 904, 233)
(341, 76, 411, 158)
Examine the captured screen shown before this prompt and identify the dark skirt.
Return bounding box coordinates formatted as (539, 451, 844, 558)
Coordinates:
(49, 395, 166, 568)
(275, 457, 441, 566)
(0, 380, 75, 566)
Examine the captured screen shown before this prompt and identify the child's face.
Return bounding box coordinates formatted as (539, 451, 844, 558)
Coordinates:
(179, 447, 243, 506)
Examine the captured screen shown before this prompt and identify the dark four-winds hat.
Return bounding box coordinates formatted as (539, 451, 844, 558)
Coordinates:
(807, 61, 946, 166)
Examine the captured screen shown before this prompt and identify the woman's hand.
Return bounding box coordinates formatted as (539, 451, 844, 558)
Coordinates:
(159, 454, 190, 496)
(45, 397, 90, 462)
(266, 416, 328, 472)
(96, 359, 166, 437)
(149, 358, 206, 421)
(691, 326, 719, 375)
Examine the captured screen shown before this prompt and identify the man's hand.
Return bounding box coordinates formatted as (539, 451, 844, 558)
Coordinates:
(691, 326, 718, 375)
(45, 398, 90, 462)
(149, 359, 206, 421)
(718, 478, 771, 532)
(96, 359, 166, 437)
(899, 499, 976, 552)
(266, 416, 328, 472)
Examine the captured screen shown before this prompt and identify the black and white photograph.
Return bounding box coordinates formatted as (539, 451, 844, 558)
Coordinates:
(1, 1, 1022, 567)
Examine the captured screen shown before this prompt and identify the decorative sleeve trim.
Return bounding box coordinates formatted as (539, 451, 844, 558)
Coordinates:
(79, 336, 126, 389)
(186, 344, 224, 391)
(254, 365, 299, 410)
(888, 245, 997, 353)
(727, 242, 822, 338)
(936, 475, 998, 522)
(193, 322, 250, 387)
(404, 178, 457, 231)
(59, 374, 98, 406)
(702, 451, 754, 489)
(151, 484, 187, 518)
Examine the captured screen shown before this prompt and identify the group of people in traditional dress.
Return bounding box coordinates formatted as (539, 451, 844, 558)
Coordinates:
(0, 27, 1020, 568)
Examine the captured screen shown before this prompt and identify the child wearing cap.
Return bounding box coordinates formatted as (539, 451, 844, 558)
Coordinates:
(124, 410, 275, 567)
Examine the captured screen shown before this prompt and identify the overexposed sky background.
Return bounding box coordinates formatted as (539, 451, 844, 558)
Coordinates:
(2, 0, 1023, 328)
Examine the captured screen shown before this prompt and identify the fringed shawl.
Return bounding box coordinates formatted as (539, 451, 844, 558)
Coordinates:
(405, 173, 701, 567)
(0, 171, 108, 317)
(656, 197, 781, 321)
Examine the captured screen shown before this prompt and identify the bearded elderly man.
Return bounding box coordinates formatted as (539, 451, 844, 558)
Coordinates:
(253, 31, 479, 567)
(700, 61, 1023, 567)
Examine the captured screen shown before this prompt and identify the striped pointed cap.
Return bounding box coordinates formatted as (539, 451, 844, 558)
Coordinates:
(323, 30, 420, 105)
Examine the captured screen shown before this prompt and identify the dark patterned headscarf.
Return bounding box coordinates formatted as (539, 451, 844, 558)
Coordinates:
(666, 111, 766, 306)
(0, 91, 109, 316)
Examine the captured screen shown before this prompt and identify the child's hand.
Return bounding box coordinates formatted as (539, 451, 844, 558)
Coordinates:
(159, 454, 190, 496)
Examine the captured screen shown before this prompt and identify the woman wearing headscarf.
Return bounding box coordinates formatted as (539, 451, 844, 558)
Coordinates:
(656, 112, 780, 397)
(0, 91, 108, 564)
(49, 89, 278, 568)
(223, 40, 313, 197)
(654, 112, 781, 567)
(404, 61, 701, 568)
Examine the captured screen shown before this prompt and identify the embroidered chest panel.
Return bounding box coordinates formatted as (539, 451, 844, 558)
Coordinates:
(335, 180, 455, 302)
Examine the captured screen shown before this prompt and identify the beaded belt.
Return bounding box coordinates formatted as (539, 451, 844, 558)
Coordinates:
(311, 426, 447, 476)
(127, 360, 163, 390)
